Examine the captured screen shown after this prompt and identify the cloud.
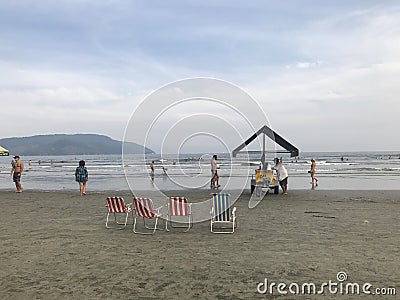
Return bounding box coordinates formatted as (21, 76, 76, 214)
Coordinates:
(296, 61, 323, 69)
(0, 1, 400, 151)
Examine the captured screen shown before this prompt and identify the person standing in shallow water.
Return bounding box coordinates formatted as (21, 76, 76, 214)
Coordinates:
(75, 160, 88, 196)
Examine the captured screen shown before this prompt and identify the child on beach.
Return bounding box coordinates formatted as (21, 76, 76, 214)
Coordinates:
(75, 160, 88, 196)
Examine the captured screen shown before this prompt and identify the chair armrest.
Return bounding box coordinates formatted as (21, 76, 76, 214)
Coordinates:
(188, 203, 193, 214)
(232, 207, 237, 217)
(125, 203, 134, 212)
(154, 206, 163, 216)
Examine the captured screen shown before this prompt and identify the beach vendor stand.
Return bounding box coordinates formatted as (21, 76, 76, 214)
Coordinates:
(232, 125, 298, 197)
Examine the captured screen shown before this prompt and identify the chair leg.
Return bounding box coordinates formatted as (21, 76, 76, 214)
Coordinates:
(106, 212, 128, 230)
(152, 217, 158, 234)
(106, 212, 110, 228)
(123, 213, 128, 227)
(184, 217, 190, 232)
(183, 215, 192, 232)
(165, 215, 170, 231)
(133, 216, 159, 235)
(211, 221, 236, 234)
(168, 215, 192, 232)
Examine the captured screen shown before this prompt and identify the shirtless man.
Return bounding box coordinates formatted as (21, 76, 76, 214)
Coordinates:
(11, 155, 24, 192)
(210, 155, 220, 188)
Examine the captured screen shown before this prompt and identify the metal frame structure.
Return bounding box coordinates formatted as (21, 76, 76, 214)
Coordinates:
(232, 124, 299, 164)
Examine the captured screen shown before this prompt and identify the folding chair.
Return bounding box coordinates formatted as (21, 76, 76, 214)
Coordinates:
(166, 197, 193, 232)
(211, 193, 237, 233)
(105, 197, 133, 229)
(133, 197, 162, 234)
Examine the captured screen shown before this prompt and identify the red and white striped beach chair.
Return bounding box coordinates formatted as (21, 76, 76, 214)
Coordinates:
(166, 197, 193, 232)
(211, 193, 237, 233)
(105, 197, 133, 229)
(133, 197, 163, 234)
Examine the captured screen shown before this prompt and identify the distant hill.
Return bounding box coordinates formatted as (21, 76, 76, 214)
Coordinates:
(0, 134, 155, 156)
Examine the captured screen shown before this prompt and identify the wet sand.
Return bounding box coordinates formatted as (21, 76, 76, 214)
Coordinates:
(0, 189, 399, 299)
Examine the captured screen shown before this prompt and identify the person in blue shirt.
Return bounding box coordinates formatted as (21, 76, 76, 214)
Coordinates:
(75, 160, 88, 196)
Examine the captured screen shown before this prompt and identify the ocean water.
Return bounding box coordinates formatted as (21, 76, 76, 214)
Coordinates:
(0, 152, 399, 191)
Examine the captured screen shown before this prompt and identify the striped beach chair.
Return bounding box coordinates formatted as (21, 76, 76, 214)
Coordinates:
(133, 197, 162, 234)
(105, 197, 133, 229)
(166, 197, 193, 232)
(211, 193, 237, 233)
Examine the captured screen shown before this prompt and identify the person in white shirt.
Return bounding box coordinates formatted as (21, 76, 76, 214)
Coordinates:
(273, 158, 288, 195)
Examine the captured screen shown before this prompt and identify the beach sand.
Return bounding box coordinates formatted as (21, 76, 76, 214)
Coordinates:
(0, 189, 399, 299)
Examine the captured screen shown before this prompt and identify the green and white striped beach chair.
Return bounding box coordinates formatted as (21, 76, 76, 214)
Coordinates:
(211, 193, 237, 233)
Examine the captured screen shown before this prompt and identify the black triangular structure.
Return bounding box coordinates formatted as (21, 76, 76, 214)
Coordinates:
(232, 125, 299, 158)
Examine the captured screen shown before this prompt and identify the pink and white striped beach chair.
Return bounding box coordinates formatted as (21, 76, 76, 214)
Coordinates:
(166, 197, 193, 232)
(133, 197, 163, 234)
(105, 197, 133, 229)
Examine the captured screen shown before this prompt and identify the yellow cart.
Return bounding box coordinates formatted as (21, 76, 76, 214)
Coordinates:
(251, 169, 279, 195)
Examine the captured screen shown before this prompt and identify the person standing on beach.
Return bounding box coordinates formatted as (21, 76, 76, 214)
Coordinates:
(11, 155, 24, 193)
(211, 155, 220, 188)
(309, 159, 318, 189)
(75, 160, 88, 196)
(150, 161, 155, 176)
(273, 158, 288, 195)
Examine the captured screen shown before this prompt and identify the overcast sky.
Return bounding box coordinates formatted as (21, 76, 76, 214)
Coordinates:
(1, 0, 399, 152)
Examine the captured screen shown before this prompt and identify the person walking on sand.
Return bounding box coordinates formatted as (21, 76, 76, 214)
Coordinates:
(11, 155, 24, 193)
(309, 158, 318, 189)
(273, 158, 288, 195)
(75, 160, 88, 196)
